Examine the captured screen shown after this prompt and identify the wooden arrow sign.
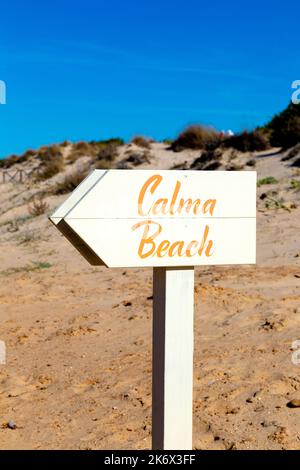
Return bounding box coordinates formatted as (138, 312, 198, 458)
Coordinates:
(49, 169, 256, 450)
(50, 169, 256, 268)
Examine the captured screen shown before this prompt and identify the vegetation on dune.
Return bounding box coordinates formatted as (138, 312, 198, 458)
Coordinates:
(170, 125, 220, 151)
(93, 141, 124, 169)
(223, 130, 269, 152)
(28, 195, 49, 216)
(290, 179, 300, 190)
(0, 149, 36, 168)
(257, 176, 278, 186)
(94, 137, 124, 147)
(67, 141, 94, 162)
(35, 145, 65, 180)
(170, 103, 299, 153)
(1, 261, 52, 276)
(131, 136, 151, 149)
(263, 103, 300, 149)
(67, 138, 124, 163)
(52, 168, 89, 195)
(124, 150, 151, 166)
(1, 102, 300, 179)
(170, 126, 269, 153)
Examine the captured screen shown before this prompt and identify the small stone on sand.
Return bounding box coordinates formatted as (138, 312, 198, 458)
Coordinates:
(287, 399, 300, 408)
(7, 420, 17, 430)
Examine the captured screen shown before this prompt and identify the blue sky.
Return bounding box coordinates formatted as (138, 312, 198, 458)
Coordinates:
(0, 0, 299, 158)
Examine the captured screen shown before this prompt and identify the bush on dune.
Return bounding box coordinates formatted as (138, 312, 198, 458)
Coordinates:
(224, 130, 269, 152)
(67, 141, 96, 163)
(264, 103, 300, 149)
(131, 136, 151, 149)
(0, 149, 37, 168)
(67, 138, 124, 163)
(36, 145, 65, 180)
(94, 142, 121, 169)
(52, 169, 89, 195)
(0, 154, 22, 169)
(170, 125, 220, 152)
(28, 195, 49, 216)
(94, 137, 124, 147)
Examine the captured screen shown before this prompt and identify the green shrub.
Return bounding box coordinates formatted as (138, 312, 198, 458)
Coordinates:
(96, 142, 119, 163)
(264, 103, 300, 149)
(257, 176, 278, 186)
(224, 130, 269, 152)
(97, 137, 124, 147)
(290, 179, 300, 190)
(265, 197, 286, 210)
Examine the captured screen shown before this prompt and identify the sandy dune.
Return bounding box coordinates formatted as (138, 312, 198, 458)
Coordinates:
(0, 143, 300, 449)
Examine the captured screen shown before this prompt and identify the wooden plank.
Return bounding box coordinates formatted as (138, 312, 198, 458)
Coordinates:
(64, 217, 256, 267)
(152, 267, 194, 450)
(64, 170, 256, 219)
(53, 169, 257, 268)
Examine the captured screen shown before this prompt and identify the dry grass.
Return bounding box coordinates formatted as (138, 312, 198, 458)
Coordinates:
(190, 148, 223, 170)
(36, 146, 65, 180)
(0, 149, 36, 169)
(28, 195, 49, 216)
(52, 169, 89, 195)
(124, 151, 151, 166)
(67, 139, 124, 164)
(94, 142, 121, 169)
(131, 136, 151, 149)
(171, 125, 220, 151)
(66, 142, 95, 163)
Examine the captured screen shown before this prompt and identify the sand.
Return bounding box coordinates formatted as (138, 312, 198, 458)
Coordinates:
(0, 143, 300, 449)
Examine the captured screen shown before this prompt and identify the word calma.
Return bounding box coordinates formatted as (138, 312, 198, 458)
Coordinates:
(132, 174, 216, 259)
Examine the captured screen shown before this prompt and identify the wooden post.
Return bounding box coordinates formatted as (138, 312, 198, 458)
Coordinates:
(152, 267, 194, 450)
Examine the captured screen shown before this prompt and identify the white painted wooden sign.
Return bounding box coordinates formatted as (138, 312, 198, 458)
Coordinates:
(50, 170, 256, 267)
(49, 169, 256, 451)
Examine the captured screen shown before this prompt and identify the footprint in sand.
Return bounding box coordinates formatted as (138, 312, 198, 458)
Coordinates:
(0, 373, 36, 399)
